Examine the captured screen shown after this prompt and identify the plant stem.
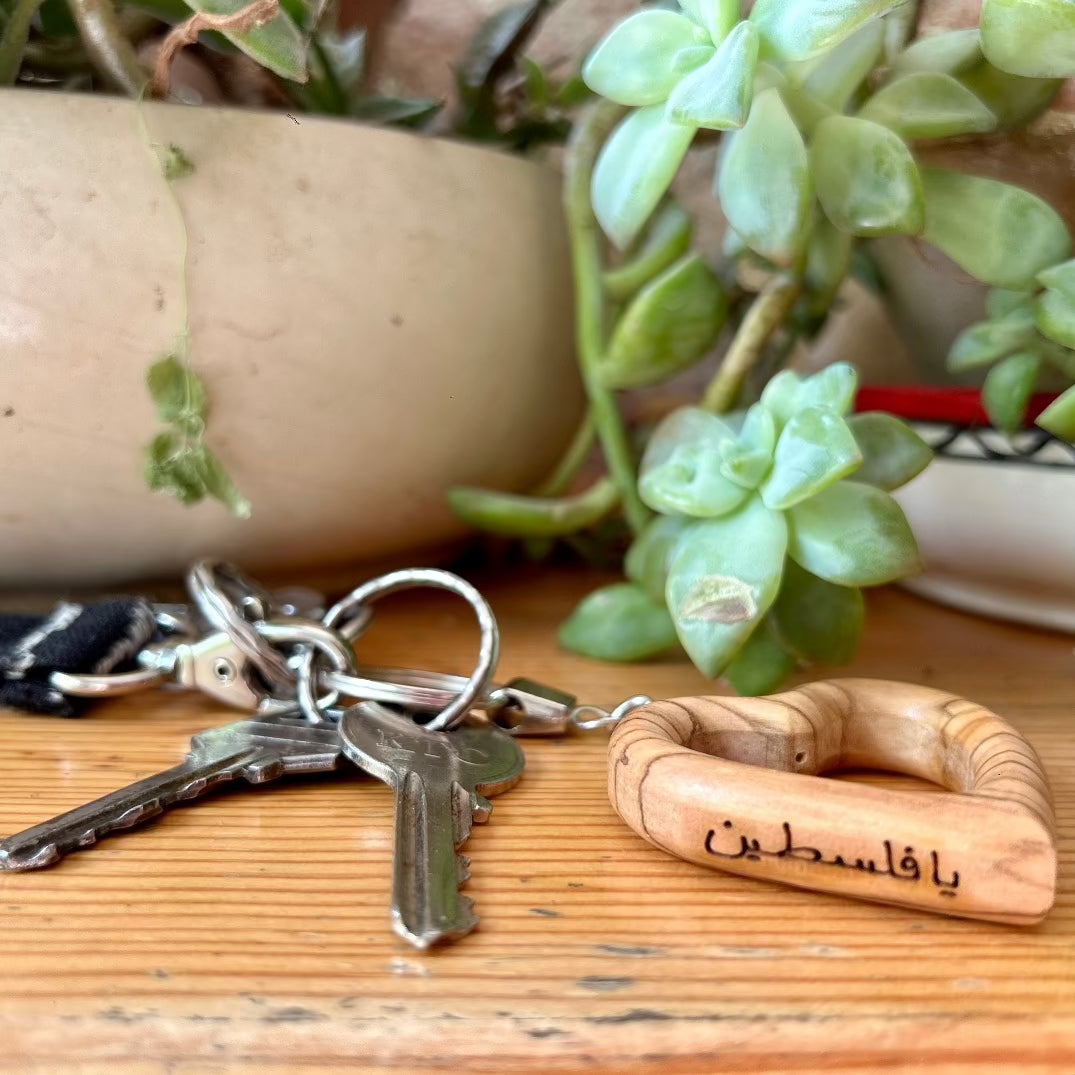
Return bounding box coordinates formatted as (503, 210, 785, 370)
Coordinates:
(563, 98, 650, 537)
(533, 410, 596, 497)
(66, 0, 147, 95)
(0, 0, 44, 84)
(701, 274, 801, 414)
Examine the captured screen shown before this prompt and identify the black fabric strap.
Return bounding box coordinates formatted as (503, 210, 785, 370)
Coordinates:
(0, 600, 158, 716)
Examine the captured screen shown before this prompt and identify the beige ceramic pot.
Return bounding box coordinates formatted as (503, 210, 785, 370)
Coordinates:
(0, 90, 583, 590)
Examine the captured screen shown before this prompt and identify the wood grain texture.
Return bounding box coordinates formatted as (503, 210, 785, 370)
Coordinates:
(609, 682, 1057, 924)
(2, 567, 1075, 1072)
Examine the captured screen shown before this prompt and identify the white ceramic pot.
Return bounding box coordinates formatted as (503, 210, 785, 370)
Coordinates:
(893, 423, 1075, 633)
(0, 90, 584, 589)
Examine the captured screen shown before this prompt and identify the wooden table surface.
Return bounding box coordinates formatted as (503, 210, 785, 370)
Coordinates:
(1, 566, 1074, 1073)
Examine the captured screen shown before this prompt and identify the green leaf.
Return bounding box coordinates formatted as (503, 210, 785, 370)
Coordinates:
(448, 478, 619, 538)
(890, 28, 982, 77)
(603, 201, 693, 300)
(665, 21, 759, 129)
(801, 19, 884, 110)
(639, 407, 750, 517)
(352, 96, 443, 127)
(558, 583, 679, 662)
(920, 167, 1072, 290)
(183, 0, 308, 82)
(1037, 383, 1075, 440)
(805, 213, 853, 308)
(1036, 288, 1075, 349)
(719, 404, 777, 489)
(761, 405, 862, 510)
(144, 436, 205, 506)
(1038, 257, 1075, 299)
(787, 480, 920, 586)
(847, 412, 932, 490)
(671, 44, 717, 75)
(947, 306, 1036, 370)
(198, 446, 252, 519)
(667, 497, 788, 676)
(724, 618, 799, 695)
(987, 288, 1035, 318)
(162, 145, 195, 181)
(582, 9, 706, 106)
(982, 351, 1041, 433)
(980, 0, 1075, 78)
(771, 558, 864, 664)
(318, 27, 365, 94)
(761, 362, 858, 430)
(959, 61, 1061, 129)
(696, 0, 740, 43)
(146, 355, 207, 429)
(810, 115, 924, 237)
(625, 514, 693, 603)
(858, 72, 996, 138)
(749, 0, 903, 61)
(592, 104, 697, 250)
(602, 255, 728, 389)
(716, 87, 812, 265)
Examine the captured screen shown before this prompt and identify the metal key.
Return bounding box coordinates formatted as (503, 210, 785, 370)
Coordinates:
(0, 713, 346, 871)
(339, 702, 525, 949)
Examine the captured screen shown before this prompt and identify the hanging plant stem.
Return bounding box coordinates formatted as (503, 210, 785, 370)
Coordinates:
(66, 0, 147, 95)
(563, 98, 650, 536)
(533, 410, 597, 497)
(0, 0, 45, 83)
(701, 273, 801, 414)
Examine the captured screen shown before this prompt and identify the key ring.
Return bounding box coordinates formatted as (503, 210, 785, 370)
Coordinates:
(302, 568, 500, 733)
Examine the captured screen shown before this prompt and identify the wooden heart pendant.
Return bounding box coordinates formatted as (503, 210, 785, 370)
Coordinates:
(608, 679, 1057, 925)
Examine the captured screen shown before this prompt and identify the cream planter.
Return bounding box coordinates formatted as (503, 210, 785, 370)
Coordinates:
(0, 91, 584, 589)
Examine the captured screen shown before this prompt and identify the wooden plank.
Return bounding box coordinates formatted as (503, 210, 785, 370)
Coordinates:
(1, 567, 1074, 1071)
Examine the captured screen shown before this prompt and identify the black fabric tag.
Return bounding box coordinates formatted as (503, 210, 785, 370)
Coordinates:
(0, 600, 158, 716)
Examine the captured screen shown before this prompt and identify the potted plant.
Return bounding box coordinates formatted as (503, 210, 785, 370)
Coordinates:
(0, 0, 586, 587)
(448, 0, 1075, 694)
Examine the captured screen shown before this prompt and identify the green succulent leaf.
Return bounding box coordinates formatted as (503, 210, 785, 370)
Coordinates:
(447, 478, 619, 538)
(987, 289, 1034, 318)
(666, 497, 789, 676)
(639, 407, 750, 517)
(719, 404, 777, 489)
(761, 363, 859, 430)
(1037, 383, 1075, 440)
(666, 21, 759, 129)
(182, 0, 308, 82)
(771, 558, 864, 664)
(805, 213, 854, 308)
(980, 0, 1075, 78)
(787, 480, 920, 586)
(847, 412, 932, 490)
(144, 436, 250, 517)
(760, 405, 862, 511)
(920, 167, 1072, 290)
(592, 104, 698, 250)
(716, 87, 812, 265)
(959, 61, 1061, 129)
(197, 446, 252, 519)
(982, 351, 1041, 433)
(582, 9, 706, 105)
(697, 0, 740, 43)
(625, 514, 693, 604)
(890, 28, 982, 77)
(1036, 287, 1075, 349)
(602, 254, 728, 389)
(749, 0, 903, 61)
(801, 19, 884, 110)
(858, 72, 996, 138)
(948, 305, 1037, 370)
(603, 201, 693, 300)
(147, 354, 207, 433)
(558, 582, 679, 663)
(724, 617, 799, 695)
(671, 44, 718, 75)
(1039, 257, 1075, 299)
(810, 116, 924, 237)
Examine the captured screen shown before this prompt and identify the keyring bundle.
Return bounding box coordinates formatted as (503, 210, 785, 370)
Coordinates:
(0, 558, 1058, 945)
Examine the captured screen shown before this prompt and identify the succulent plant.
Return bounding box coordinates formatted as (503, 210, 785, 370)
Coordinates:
(452, 0, 1075, 694)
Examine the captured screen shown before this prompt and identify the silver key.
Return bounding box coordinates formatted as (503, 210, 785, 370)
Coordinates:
(0, 713, 345, 871)
(339, 703, 524, 949)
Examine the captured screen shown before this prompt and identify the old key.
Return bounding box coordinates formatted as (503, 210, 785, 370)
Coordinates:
(0, 713, 346, 871)
(339, 702, 525, 949)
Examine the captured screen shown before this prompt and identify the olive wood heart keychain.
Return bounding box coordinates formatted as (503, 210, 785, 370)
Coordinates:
(608, 679, 1057, 925)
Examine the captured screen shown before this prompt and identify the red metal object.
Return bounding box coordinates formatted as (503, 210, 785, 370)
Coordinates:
(854, 387, 1059, 427)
